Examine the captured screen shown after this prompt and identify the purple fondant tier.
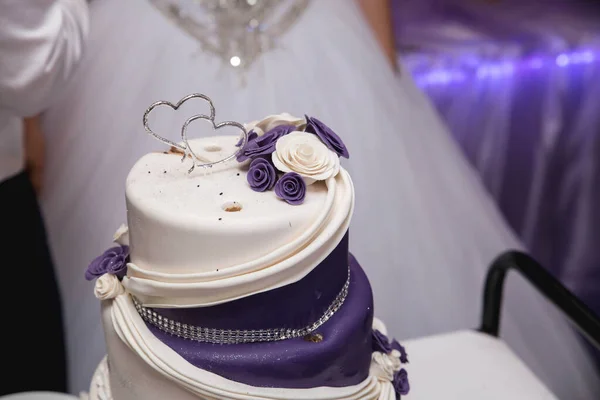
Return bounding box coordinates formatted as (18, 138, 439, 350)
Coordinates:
(147, 254, 374, 389)
(152, 233, 350, 330)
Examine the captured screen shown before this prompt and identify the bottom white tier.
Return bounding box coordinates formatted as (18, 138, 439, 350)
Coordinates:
(86, 328, 559, 400)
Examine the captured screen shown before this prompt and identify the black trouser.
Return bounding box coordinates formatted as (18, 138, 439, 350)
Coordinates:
(0, 171, 67, 395)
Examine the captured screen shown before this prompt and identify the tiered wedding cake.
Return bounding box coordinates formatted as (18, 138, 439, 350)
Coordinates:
(83, 95, 410, 400)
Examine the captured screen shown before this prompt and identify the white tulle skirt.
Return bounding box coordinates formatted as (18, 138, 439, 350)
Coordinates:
(42, 0, 599, 397)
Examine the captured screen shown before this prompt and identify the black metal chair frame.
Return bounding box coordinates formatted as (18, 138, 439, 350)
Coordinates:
(479, 250, 600, 351)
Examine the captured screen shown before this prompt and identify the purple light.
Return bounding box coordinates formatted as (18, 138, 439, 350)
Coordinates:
(528, 58, 544, 69)
(417, 69, 466, 86)
(488, 66, 502, 77)
(476, 66, 488, 78)
(475, 62, 513, 79)
(500, 62, 514, 74)
(556, 54, 569, 67)
(581, 51, 595, 63)
(569, 51, 595, 64)
(410, 48, 599, 87)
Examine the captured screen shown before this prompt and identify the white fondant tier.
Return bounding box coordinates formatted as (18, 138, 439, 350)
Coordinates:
(87, 297, 400, 400)
(123, 136, 354, 307)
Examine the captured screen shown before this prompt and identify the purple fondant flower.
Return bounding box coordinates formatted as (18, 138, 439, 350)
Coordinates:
(247, 158, 277, 192)
(372, 329, 393, 354)
(392, 339, 409, 364)
(237, 125, 295, 162)
(393, 368, 410, 397)
(85, 245, 130, 281)
(274, 172, 306, 205)
(235, 130, 258, 147)
(305, 115, 349, 159)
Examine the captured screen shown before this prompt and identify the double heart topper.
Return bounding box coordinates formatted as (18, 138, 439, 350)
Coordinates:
(142, 93, 248, 173)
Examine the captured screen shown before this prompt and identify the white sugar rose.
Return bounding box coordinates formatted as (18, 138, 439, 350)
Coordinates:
(94, 274, 125, 300)
(372, 317, 388, 336)
(113, 223, 129, 246)
(272, 131, 340, 185)
(245, 113, 305, 136)
(243, 122, 264, 137)
(369, 351, 402, 382)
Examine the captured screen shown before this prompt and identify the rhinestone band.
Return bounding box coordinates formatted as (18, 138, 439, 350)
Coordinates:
(133, 266, 350, 344)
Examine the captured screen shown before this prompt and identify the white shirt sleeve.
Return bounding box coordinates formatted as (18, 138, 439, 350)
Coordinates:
(0, 0, 89, 117)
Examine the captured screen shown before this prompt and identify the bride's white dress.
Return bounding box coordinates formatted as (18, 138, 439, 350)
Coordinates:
(42, 0, 599, 397)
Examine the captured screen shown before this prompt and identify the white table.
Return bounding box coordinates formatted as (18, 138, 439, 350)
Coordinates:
(404, 330, 558, 399)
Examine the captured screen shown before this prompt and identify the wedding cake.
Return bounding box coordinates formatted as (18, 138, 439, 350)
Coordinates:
(83, 94, 410, 400)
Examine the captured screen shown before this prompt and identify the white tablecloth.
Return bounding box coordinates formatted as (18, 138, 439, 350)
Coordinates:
(404, 330, 558, 399)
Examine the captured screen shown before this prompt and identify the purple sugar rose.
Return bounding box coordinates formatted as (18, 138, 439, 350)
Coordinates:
(85, 245, 130, 281)
(237, 125, 295, 162)
(391, 339, 409, 364)
(372, 329, 393, 354)
(235, 130, 258, 147)
(274, 172, 306, 205)
(305, 115, 349, 159)
(247, 158, 277, 192)
(393, 368, 410, 397)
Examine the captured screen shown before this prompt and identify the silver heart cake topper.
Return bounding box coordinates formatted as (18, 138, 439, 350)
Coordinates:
(143, 93, 247, 173)
(143, 93, 216, 151)
(181, 114, 246, 173)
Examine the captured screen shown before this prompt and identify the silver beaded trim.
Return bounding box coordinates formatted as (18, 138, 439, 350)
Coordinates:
(133, 267, 350, 344)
